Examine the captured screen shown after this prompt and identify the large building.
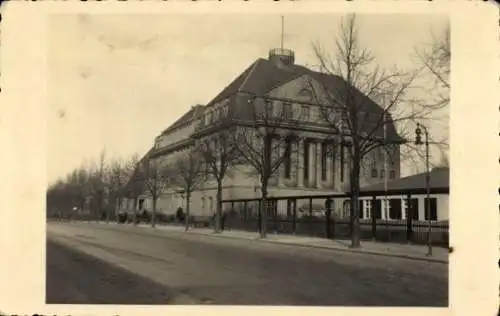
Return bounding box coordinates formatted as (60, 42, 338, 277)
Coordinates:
(124, 47, 401, 219)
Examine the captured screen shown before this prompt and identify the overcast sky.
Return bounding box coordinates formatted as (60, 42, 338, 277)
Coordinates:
(47, 13, 449, 184)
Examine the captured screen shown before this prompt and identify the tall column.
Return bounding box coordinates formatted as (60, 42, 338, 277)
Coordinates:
(290, 140, 298, 183)
(330, 141, 336, 190)
(297, 138, 304, 188)
(335, 140, 342, 192)
(326, 142, 332, 188)
(308, 141, 315, 187)
(316, 140, 322, 188)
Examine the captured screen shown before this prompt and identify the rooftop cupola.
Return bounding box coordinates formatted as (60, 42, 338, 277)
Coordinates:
(268, 48, 295, 66)
(269, 16, 295, 67)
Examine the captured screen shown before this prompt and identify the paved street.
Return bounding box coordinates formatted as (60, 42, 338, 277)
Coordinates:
(47, 222, 448, 306)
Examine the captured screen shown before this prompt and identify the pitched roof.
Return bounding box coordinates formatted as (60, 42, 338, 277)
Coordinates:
(361, 167, 450, 192)
(161, 104, 205, 135)
(205, 57, 399, 139)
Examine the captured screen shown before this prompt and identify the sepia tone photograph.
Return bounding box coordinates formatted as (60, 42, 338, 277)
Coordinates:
(45, 12, 451, 307)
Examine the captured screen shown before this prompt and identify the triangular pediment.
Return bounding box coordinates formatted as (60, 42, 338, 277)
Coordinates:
(268, 74, 330, 104)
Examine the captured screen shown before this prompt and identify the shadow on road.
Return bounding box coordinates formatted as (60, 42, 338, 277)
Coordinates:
(46, 240, 176, 304)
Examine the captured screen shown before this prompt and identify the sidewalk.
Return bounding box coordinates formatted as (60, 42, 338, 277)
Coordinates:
(142, 223, 449, 263)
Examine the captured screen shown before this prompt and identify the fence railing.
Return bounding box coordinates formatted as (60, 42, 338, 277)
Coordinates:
(219, 195, 449, 247)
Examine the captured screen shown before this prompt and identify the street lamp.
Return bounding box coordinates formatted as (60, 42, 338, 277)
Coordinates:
(415, 123, 432, 256)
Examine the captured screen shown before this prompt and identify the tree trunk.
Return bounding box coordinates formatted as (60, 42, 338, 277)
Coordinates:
(105, 196, 110, 224)
(215, 181, 222, 233)
(260, 182, 268, 239)
(349, 151, 362, 248)
(152, 197, 157, 228)
(185, 192, 191, 231)
(133, 197, 138, 225)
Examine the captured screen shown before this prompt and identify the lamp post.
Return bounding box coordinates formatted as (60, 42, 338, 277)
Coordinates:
(415, 123, 432, 256)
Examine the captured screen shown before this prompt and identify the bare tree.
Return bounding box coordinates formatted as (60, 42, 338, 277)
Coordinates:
(141, 157, 173, 228)
(309, 14, 446, 248)
(87, 149, 108, 222)
(106, 154, 140, 223)
(198, 127, 238, 233)
(233, 95, 298, 238)
(414, 25, 450, 109)
(173, 150, 204, 231)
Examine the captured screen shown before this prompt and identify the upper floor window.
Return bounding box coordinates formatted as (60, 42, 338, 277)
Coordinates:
(301, 105, 310, 121)
(371, 168, 378, 178)
(380, 169, 386, 179)
(283, 102, 293, 120)
(389, 170, 396, 179)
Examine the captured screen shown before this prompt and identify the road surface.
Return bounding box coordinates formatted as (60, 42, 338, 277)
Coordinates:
(46, 222, 448, 306)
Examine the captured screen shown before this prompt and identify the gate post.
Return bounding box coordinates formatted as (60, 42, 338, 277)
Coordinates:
(371, 195, 377, 240)
(243, 201, 248, 220)
(325, 198, 332, 239)
(258, 199, 262, 234)
(406, 193, 413, 243)
(292, 199, 297, 235)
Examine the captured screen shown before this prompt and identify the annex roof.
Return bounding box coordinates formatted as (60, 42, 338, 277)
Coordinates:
(361, 167, 450, 192)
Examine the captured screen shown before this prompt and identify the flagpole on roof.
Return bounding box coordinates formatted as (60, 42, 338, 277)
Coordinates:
(281, 15, 284, 50)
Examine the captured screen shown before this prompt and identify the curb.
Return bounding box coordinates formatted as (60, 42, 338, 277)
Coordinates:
(74, 222, 448, 264)
(181, 229, 448, 264)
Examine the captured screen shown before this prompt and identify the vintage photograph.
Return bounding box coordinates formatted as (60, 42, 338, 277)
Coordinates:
(46, 13, 450, 306)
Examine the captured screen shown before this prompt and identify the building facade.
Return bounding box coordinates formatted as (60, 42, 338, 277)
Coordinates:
(124, 48, 402, 219)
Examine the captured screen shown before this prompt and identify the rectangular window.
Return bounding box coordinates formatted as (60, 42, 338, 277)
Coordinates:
(389, 199, 402, 219)
(389, 170, 396, 179)
(372, 199, 382, 219)
(283, 102, 293, 120)
(284, 140, 292, 179)
(403, 198, 418, 220)
(371, 168, 378, 178)
(358, 200, 364, 219)
(321, 142, 327, 181)
(303, 141, 309, 180)
(265, 101, 273, 117)
(410, 198, 419, 220)
(301, 105, 310, 121)
(424, 197, 438, 221)
(364, 200, 372, 219)
(380, 169, 386, 179)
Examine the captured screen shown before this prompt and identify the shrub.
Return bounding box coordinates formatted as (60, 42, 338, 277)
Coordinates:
(176, 207, 185, 221)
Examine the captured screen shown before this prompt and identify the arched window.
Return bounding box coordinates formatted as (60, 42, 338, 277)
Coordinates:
(298, 88, 313, 100)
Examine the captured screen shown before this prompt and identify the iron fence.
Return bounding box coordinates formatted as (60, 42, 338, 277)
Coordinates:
(220, 195, 449, 247)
